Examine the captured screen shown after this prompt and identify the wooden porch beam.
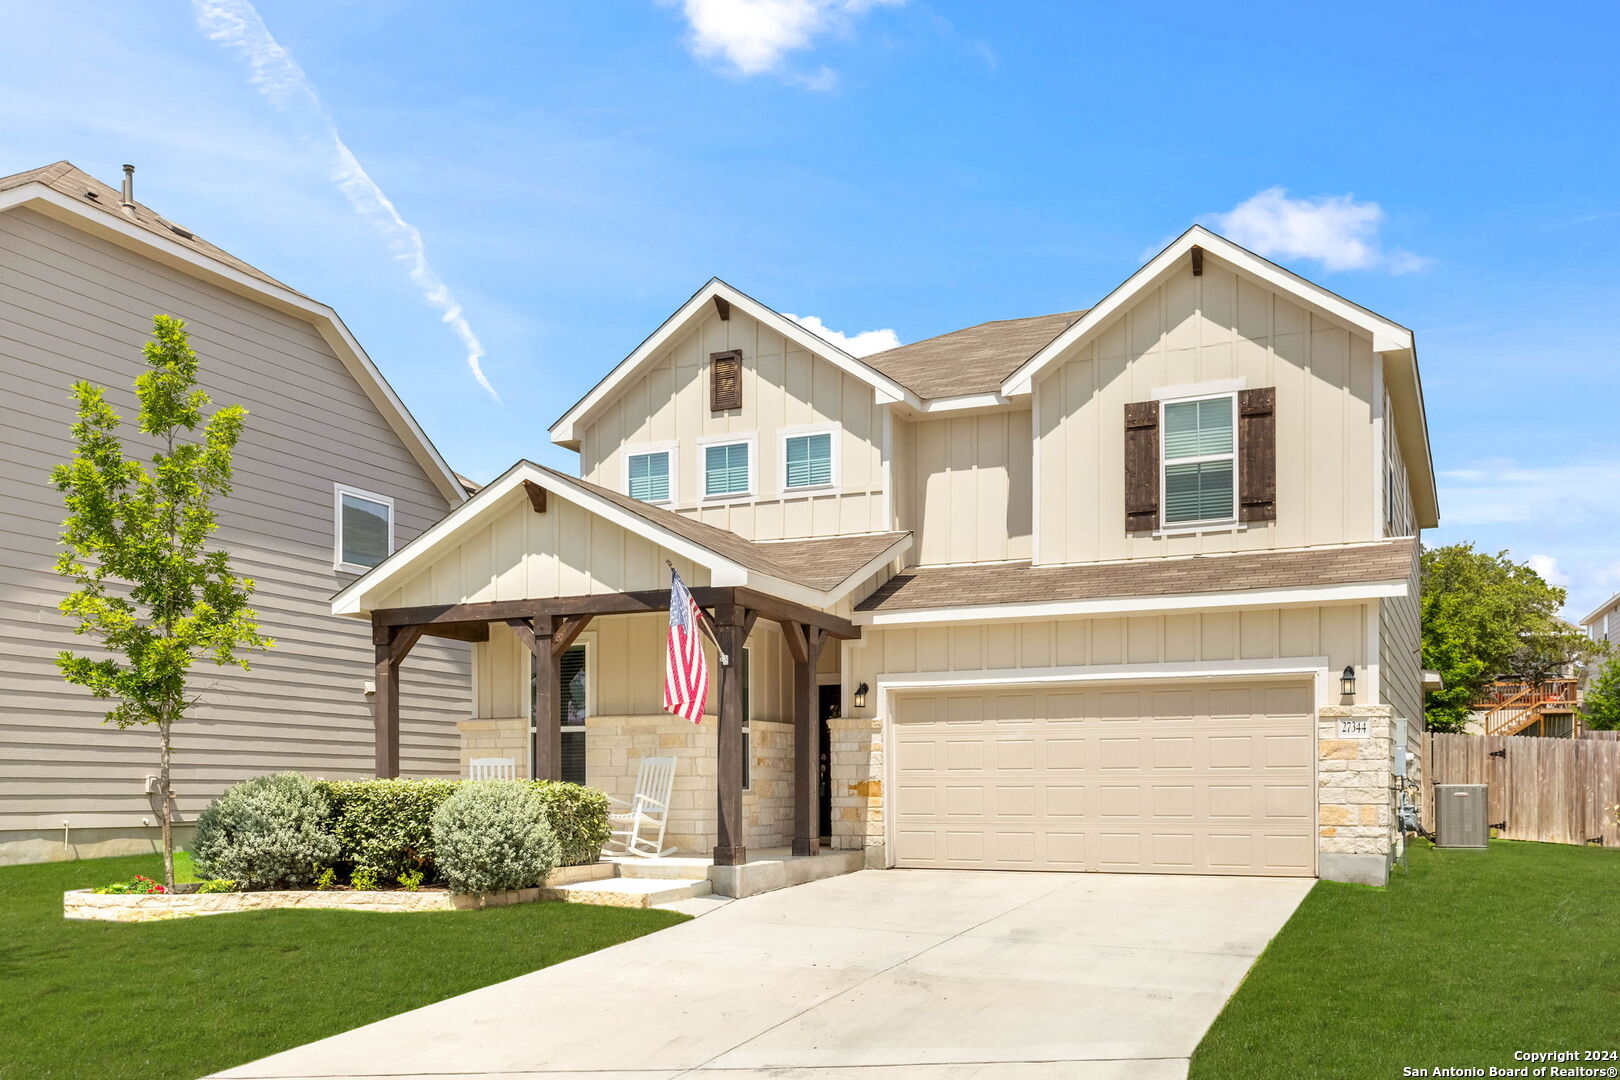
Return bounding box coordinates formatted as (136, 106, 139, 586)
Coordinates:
(551, 613, 594, 656)
(420, 621, 490, 643)
(713, 604, 753, 867)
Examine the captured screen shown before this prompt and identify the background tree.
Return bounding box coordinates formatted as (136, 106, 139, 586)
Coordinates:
(1420, 543, 1599, 732)
(1583, 659, 1620, 731)
(52, 315, 272, 886)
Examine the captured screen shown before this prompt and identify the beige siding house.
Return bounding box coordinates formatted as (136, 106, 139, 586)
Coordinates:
(0, 162, 471, 865)
(1584, 594, 1620, 652)
(337, 226, 1438, 889)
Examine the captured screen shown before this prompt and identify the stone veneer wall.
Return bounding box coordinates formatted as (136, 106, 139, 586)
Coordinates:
(827, 714, 885, 867)
(582, 714, 792, 854)
(456, 718, 529, 778)
(1316, 704, 1398, 885)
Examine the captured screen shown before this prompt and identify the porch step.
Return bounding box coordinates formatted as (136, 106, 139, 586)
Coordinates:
(605, 854, 713, 881)
(543, 877, 714, 909)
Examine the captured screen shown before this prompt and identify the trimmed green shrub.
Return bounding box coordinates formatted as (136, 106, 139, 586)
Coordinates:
(431, 781, 560, 894)
(529, 781, 612, 866)
(319, 778, 456, 883)
(191, 773, 339, 889)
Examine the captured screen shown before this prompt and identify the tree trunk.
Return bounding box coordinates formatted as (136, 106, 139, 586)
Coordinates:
(159, 717, 175, 889)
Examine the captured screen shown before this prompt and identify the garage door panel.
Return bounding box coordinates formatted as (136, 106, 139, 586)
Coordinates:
(892, 682, 1315, 877)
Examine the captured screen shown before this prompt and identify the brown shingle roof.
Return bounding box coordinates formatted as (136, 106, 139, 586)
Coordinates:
(0, 161, 298, 294)
(856, 539, 1417, 613)
(539, 465, 910, 594)
(862, 309, 1087, 399)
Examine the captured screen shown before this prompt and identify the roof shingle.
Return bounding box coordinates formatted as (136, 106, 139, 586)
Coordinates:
(855, 539, 1417, 613)
(862, 309, 1086, 399)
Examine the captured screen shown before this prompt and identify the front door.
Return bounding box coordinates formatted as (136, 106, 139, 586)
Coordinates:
(817, 684, 840, 839)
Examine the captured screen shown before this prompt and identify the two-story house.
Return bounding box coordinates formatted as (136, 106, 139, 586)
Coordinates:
(335, 226, 1438, 888)
(0, 162, 471, 865)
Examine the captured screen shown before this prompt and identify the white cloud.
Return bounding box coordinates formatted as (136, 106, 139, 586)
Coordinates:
(1528, 555, 1567, 588)
(786, 313, 900, 357)
(671, 0, 904, 84)
(1209, 187, 1430, 274)
(1438, 458, 1620, 527)
(193, 0, 498, 400)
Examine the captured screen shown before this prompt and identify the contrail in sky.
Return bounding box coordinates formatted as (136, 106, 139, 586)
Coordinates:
(193, 0, 498, 400)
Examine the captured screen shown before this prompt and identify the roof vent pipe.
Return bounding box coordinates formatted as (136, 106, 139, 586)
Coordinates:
(120, 164, 136, 215)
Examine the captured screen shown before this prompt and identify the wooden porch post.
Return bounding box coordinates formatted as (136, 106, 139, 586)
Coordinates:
(371, 619, 422, 779)
(783, 621, 827, 857)
(713, 603, 750, 866)
(509, 614, 561, 781)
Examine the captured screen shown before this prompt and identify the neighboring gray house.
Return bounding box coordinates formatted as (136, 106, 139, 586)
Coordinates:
(1584, 593, 1620, 652)
(0, 162, 471, 865)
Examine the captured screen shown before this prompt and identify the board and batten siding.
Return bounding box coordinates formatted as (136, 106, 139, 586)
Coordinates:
(1034, 261, 1378, 564)
(900, 410, 1033, 565)
(847, 604, 1370, 701)
(0, 207, 468, 863)
(576, 308, 887, 541)
(1381, 543, 1424, 761)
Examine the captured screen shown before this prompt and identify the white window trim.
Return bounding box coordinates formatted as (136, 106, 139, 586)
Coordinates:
(333, 483, 395, 575)
(740, 644, 752, 791)
(1159, 391, 1239, 530)
(623, 441, 679, 505)
(778, 423, 841, 495)
(697, 432, 758, 502)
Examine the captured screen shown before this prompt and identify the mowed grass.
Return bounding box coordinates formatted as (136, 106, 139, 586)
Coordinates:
(0, 852, 686, 1080)
(1191, 840, 1620, 1079)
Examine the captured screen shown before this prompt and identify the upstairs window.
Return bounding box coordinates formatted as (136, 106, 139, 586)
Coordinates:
(335, 485, 394, 572)
(784, 431, 834, 490)
(627, 450, 671, 503)
(704, 441, 752, 497)
(1161, 395, 1235, 525)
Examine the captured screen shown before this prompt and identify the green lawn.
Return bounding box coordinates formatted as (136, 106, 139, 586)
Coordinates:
(1191, 840, 1620, 1079)
(0, 852, 687, 1080)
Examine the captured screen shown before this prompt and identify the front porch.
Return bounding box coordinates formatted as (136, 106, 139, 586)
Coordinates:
(370, 584, 860, 875)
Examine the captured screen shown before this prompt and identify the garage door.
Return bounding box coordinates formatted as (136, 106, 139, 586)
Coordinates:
(891, 682, 1316, 876)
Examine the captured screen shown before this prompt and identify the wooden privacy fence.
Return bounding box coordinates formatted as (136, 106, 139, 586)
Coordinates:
(1423, 732, 1620, 847)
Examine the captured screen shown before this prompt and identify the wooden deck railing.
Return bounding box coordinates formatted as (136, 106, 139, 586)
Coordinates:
(1474, 678, 1580, 737)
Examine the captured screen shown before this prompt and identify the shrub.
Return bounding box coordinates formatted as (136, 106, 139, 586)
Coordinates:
(529, 781, 612, 866)
(319, 778, 456, 882)
(431, 781, 559, 894)
(314, 867, 337, 891)
(349, 866, 380, 891)
(191, 773, 339, 889)
(195, 879, 236, 894)
(397, 870, 424, 892)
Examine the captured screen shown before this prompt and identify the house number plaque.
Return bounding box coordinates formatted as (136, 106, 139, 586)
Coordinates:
(1338, 716, 1371, 738)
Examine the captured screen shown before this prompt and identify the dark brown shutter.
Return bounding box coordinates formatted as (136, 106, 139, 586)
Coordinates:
(710, 350, 743, 411)
(1124, 400, 1160, 533)
(1238, 386, 1277, 522)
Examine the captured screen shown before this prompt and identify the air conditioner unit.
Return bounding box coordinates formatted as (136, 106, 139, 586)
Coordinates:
(1434, 784, 1489, 848)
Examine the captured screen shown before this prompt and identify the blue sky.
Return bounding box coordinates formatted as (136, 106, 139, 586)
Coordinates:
(4, 1, 1617, 617)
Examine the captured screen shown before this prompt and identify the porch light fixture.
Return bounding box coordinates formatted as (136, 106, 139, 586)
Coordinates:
(853, 682, 869, 709)
(1340, 666, 1357, 698)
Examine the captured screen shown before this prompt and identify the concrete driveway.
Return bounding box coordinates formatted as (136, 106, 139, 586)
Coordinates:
(214, 869, 1312, 1080)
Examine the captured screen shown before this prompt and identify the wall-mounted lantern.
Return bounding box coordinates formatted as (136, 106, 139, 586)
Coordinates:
(853, 682, 869, 710)
(1340, 666, 1357, 698)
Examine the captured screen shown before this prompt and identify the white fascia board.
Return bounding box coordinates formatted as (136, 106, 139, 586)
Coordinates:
(0, 184, 466, 506)
(916, 392, 1014, 414)
(330, 461, 749, 616)
(1001, 226, 1415, 397)
(854, 579, 1409, 627)
(878, 656, 1332, 693)
(550, 279, 919, 447)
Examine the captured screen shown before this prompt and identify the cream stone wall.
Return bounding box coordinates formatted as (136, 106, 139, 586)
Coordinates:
(1317, 705, 1398, 883)
(576, 308, 888, 541)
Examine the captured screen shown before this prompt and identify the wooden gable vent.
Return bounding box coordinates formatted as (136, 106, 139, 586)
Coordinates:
(710, 350, 743, 411)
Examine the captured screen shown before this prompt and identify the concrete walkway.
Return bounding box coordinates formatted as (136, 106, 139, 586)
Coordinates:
(213, 869, 1313, 1080)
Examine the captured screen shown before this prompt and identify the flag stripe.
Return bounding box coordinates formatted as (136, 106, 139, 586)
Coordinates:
(663, 568, 709, 724)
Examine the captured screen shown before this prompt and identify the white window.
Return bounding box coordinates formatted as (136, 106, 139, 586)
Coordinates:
(1161, 394, 1237, 527)
(532, 641, 590, 786)
(701, 436, 754, 499)
(781, 426, 838, 491)
(334, 484, 394, 573)
(624, 444, 676, 504)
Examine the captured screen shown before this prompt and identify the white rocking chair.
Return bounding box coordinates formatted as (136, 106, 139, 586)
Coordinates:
(469, 757, 516, 780)
(605, 756, 678, 858)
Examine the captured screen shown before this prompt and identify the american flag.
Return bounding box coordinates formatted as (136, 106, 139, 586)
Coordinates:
(663, 568, 710, 724)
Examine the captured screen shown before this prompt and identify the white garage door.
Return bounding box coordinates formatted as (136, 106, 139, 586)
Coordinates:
(891, 681, 1316, 876)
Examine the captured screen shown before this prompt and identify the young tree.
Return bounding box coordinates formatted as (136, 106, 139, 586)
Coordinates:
(1584, 659, 1620, 731)
(1420, 543, 1596, 732)
(52, 315, 272, 886)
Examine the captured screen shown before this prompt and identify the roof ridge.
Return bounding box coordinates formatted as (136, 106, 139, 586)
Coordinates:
(864, 308, 1085, 361)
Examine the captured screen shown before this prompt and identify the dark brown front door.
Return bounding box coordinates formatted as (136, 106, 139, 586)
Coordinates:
(818, 684, 840, 839)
